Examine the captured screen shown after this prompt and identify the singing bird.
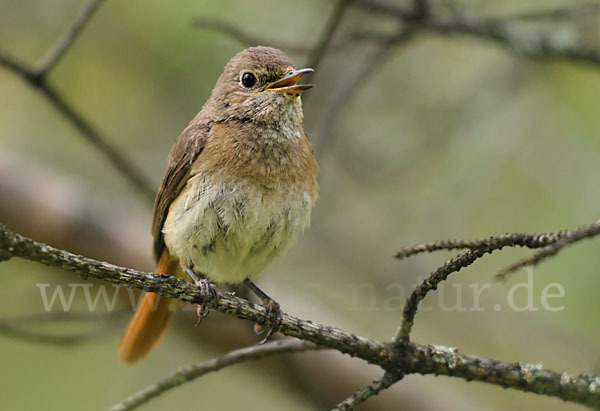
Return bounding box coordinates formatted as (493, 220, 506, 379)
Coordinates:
(119, 47, 319, 363)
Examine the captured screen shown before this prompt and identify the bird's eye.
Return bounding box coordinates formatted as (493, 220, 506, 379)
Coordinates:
(240, 72, 257, 88)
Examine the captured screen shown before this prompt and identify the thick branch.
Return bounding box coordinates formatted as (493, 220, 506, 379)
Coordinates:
(1, 224, 599, 407)
(0, 224, 385, 363)
(405, 344, 600, 408)
(111, 339, 320, 411)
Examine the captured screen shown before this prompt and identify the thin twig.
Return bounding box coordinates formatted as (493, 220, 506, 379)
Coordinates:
(191, 18, 309, 55)
(424, 16, 600, 66)
(0, 2, 155, 202)
(313, 31, 411, 154)
(0, 309, 126, 346)
(393, 249, 488, 345)
(0, 310, 125, 324)
(305, 0, 356, 71)
(393, 222, 600, 345)
(1, 224, 600, 407)
(0, 52, 35, 79)
(0, 323, 117, 346)
(330, 372, 401, 410)
(395, 223, 600, 259)
(354, 0, 414, 20)
(38, 83, 155, 201)
(354, 0, 600, 68)
(35, 0, 106, 76)
(111, 339, 320, 411)
(498, 3, 600, 22)
(413, 0, 429, 20)
(496, 223, 600, 279)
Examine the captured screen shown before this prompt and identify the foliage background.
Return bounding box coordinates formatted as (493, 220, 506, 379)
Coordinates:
(0, 0, 598, 409)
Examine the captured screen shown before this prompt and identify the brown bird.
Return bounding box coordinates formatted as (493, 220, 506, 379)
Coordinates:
(119, 46, 319, 363)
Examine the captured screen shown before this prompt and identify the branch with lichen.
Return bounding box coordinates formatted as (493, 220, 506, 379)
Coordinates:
(393, 222, 600, 346)
(1, 223, 599, 409)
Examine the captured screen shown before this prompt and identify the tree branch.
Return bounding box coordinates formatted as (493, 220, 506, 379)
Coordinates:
(191, 18, 309, 55)
(395, 222, 600, 259)
(111, 339, 321, 411)
(305, 0, 355, 71)
(1, 223, 599, 408)
(330, 372, 401, 410)
(35, 0, 106, 77)
(0, 0, 155, 202)
(393, 249, 487, 345)
(393, 222, 600, 345)
(495, 222, 600, 279)
(355, 0, 600, 68)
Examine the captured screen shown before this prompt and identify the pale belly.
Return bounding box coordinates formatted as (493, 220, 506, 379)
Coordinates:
(162, 174, 314, 284)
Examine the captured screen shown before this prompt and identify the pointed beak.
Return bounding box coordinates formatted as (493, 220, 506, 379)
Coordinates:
(264, 68, 314, 95)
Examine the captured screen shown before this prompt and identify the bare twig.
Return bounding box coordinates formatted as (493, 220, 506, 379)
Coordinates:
(330, 372, 401, 410)
(354, 0, 414, 20)
(305, 0, 355, 71)
(111, 339, 320, 411)
(0, 309, 125, 346)
(1, 224, 600, 407)
(354, 0, 600, 68)
(395, 222, 600, 259)
(0, 322, 117, 346)
(496, 223, 600, 279)
(413, 0, 429, 20)
(35, 0, 106, 77)
(497, 3, 600, 22)
(393, 249, 487, 345)
(424, 15, 600, 67)
(0, 53, 34, 79)
(191, 18, 309, 55)
(0, 310, 123, 324)
(313, 30, 412, 154)
(0, 1, 155, 202)
(393, 222, 600, 345)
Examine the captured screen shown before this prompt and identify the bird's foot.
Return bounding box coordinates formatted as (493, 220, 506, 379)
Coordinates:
(243, 279, 283, 343)
(253, 299, 282, 344)
(194, 278, 219, 326)
(183, 265, 219, 326)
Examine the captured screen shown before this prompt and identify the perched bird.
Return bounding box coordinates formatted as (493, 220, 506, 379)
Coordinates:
(119, 46, 319, 363)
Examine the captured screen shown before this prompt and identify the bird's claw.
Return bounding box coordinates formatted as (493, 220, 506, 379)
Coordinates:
(194, 278, 219, 326)
(255, 299, 282, 344)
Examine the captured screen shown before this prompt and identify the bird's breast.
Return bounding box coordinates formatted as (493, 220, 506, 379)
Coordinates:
(162, 174, 315, 284)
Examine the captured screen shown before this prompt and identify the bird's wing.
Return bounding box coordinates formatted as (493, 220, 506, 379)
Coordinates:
(152, 122, 211, 261)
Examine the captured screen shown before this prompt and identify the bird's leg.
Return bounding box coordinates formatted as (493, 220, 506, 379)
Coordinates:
(183, 265, 218, 325)
(243, 279, 282, 344)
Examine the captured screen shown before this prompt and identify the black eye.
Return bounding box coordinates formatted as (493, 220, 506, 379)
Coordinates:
(241, 72, 257, 88)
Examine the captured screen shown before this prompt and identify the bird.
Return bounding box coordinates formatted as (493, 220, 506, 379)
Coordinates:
(119, 46, 319, 363)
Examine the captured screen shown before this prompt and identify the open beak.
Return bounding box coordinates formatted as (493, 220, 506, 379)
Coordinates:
(265, 68, 314, 95)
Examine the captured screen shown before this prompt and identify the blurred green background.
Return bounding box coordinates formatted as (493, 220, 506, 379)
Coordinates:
(0, 0, 599, 410)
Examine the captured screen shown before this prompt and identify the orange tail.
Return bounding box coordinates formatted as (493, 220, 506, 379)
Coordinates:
(119, 250, 180, 363)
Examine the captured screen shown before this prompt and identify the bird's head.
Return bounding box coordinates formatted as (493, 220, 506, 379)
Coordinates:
(206, 46, 313, 126)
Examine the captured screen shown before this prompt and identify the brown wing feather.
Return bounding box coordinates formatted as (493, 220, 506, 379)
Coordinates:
(152, 122, 211, 261)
